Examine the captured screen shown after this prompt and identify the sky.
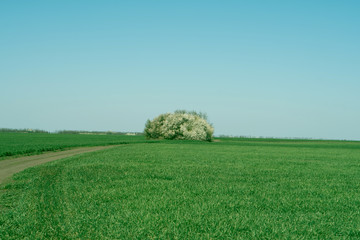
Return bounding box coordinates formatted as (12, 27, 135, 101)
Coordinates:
(1, 1, 359, 140)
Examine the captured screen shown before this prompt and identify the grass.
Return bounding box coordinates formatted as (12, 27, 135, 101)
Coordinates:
(0, 132, 149, 159)
(1, 138, 360, 239)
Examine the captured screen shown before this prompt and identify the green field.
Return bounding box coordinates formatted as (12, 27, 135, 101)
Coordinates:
(1, 135, 360, 239)
(0, 132, 148, 158)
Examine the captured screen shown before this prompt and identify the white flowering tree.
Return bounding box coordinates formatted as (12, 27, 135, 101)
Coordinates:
(144, 110, 214, 141)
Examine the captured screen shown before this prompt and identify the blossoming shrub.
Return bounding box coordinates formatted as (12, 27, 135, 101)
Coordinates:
(144, 111, 214, 141)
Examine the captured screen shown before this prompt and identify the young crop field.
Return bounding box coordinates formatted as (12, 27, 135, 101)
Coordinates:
(1, 137, 360, 239)
(0, 132, 148, 159)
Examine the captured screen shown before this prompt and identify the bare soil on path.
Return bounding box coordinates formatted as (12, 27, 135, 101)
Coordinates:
(0, 145, 118, 184)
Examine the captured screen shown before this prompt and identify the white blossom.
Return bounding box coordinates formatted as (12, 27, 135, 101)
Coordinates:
(144, 111, 214, 141)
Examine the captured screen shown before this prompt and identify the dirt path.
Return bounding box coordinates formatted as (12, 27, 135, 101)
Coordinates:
(0, 145, 119, 184)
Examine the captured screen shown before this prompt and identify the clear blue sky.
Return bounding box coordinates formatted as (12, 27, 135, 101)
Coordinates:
(1, 1, 359, 140)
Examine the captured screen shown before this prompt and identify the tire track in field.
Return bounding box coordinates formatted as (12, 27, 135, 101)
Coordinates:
(0, 145, 120, 184)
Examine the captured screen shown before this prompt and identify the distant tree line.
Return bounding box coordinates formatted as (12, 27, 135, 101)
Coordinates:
(0, 128, 49, 133)
(56, 130, 143, 135)
(0, 128, 143, 135)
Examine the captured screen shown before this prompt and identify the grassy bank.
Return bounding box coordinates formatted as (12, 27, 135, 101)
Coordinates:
(1, 139, 360, 238)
